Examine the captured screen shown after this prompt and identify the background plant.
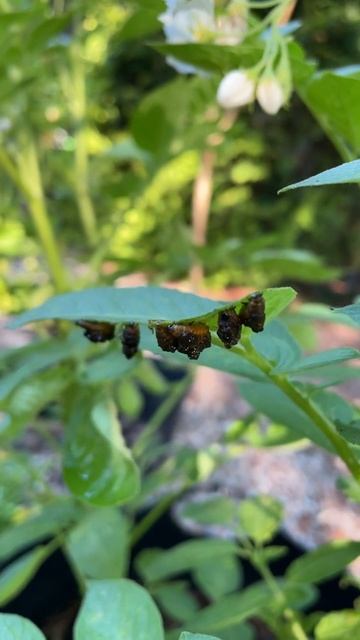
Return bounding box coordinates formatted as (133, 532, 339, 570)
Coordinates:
(1, 0, 360, 638)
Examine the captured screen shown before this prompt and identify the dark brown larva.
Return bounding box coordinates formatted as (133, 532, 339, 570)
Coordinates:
(76, 320, 115, 343)
(121, 323, 140, 359)
(172, 323, 211, 360)
(240, 292, 265, 333)
(217, 308, 242, 348)
(155, 325, 177, 353)
(155, 323, 211, 360)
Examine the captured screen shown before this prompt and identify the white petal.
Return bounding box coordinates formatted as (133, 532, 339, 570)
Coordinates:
(217, 70, 255, 109)
(256, 77, 285, 115)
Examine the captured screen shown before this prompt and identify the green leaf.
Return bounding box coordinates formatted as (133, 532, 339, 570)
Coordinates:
(117, 377, 144, 419)
(180, 582, 272, 633)
(81, 344, 135, 384)
(140, 331, 263, 380)
(179, 497, 237, 527)
(295, 303, 358, 327)
(286, 540, 360, 584)
(10, 286, 296, 331)
(315, 611, 360, 639)
(336, 420, 360, 445)
(64, 389, 140, 506)
(0, 333, 88, 401)
(193, 555, 242, 601)
(74, 579, 164, 640)
(238, 496, 283, 544)
(279, 159, 360, 193)
(217, 622, 255, 640)
(177, 627, 254, 640)
(119, 6, 161, 42)
(312, 389, 354, 425)
(0, 498, 80, 564)
(261, 546, 288, 563)
(131, 78, 191, 155)
(338, 476, 360, 503)
(65, 508, 129, 580)
(334, 303, 360, 326)
(0, 614, 46, 639)
(153, 581, 199, 623)
(239, 382, 332, 450)
(249, 249, 337, 282)
(1, 364, 72, 439)
(304, 73, 360, 155)
(179, 634, 221, 640)
(172, 582, 310, 637)
(0, 545, 52, 606)
(136, 540, 238, 583)
(27, 14, 72, 51)
(152, 42, 261, 74)
(273, 581, 318, 611)
(281, 348, 360, 374)
(251, 320, 301, 372)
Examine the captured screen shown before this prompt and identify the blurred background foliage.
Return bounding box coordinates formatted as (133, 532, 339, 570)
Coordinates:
(0, 0, 360, 314)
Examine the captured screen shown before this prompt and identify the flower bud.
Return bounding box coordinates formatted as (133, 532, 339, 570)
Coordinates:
(256, 75, 285, 115)
(217, 70, 255, 109)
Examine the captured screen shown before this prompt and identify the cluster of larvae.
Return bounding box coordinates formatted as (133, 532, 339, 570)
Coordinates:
(75, 292, 265, 361)
(76, 320, 140, 359)
(217, 291, 265, 348)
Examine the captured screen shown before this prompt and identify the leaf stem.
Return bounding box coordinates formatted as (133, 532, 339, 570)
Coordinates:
(133, 373, 192, 460)
(212, 335, 360, 481)
(251, 548, 309, 640)
(130, 491, 181, 547)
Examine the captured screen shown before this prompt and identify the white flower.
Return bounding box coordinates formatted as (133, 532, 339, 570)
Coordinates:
(217, 70, 256, 109)
(256, 75, 285, 115)
(159, 0, 215, 43)
(159, 0, 215, 73)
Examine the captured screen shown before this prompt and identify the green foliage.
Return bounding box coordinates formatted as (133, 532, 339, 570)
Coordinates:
(136, 539, 238, 583)
(65, 508, 129, 580)
(286, 540, 360, 584)
(152, 582, 199, 623)
(193, 555, 243, 602)
(180, 497, 237, 527)
(10, 285, 296, 329)
(74, 579, 164, 640)
(0, 614, 46, 640)
(280, 159, 360, 192)
(334, 303, 360, 326)
(179, 634, 221, 640)
(315, 611, 360, 639)
(0, 498, 79, 563)
(0, 545, 53, 607)
(176, 582, 272, 634)
(64, 389, 140, 506)
(1, 2, 360, 638)
(238, 496, 283, 544)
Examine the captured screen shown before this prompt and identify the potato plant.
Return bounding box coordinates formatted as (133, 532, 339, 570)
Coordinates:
(1, 1, 360, 639)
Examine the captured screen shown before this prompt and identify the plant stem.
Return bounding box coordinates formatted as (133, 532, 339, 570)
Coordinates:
(190, 149, 215, 291)
(252, 548, 308, 640)
(133, 373, 192, 460)
(276, 0, 298, 25)
(19, 135, 68, 292)
(70, 43, 98, 247)
(212, 335, 360, 481)
(0, 139, 68, 292)
(130, 491, 181, 547)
